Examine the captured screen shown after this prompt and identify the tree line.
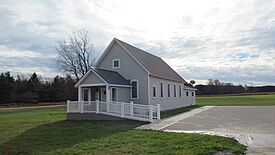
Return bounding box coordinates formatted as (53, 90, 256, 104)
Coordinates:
(1, 72, 274, 104)
(194, 79, 275, 95)
(0, 72, 77, 104)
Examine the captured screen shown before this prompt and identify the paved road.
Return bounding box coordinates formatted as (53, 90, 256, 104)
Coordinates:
(138, 106, 275, 154)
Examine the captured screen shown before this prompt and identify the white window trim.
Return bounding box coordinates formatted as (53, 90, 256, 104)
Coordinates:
(182, 86, 184, 98)
(130, 79, 139, 99)
(179, 85, 182, 98)
(167, 82, 171, 98)
(174, 84, 177, 98)
(111, 87, 118, 101)
(160, 81, 164, 98)
(153, 85, 157, 99)
(112, 59, 120, 69)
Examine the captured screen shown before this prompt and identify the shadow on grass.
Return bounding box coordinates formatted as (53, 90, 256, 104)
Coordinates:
(0, 120, 145, 154)
(161, 105, 202, 119)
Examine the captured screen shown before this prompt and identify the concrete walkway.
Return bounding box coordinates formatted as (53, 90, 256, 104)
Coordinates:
(138, 106, 275, 155)
(137, 106, 214, 130)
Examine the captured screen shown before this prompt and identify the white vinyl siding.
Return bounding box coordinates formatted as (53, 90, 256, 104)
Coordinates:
(179, 85, 182, 97)
(174, 84, 176, 97)
(149, 76, 196, 110)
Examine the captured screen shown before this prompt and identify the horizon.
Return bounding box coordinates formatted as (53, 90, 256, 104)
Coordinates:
(2, 71, 274, 87)
(0, 0, 275, 86)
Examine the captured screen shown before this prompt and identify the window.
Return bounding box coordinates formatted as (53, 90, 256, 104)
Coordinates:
(174, 84, 176, 97)
(168, 83, 170, 97)
(186, 91, 189, 96)
(153, 85, 157, 98)
(111, 88, 118, 101)
(131, 80, 138, 99)
(112, 59, 120, 68)
(179, 85, 182, 97)
(192, 91, 194, 96)
(160, 82, 163, 98)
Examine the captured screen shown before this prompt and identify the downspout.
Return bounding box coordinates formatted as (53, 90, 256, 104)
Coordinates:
(147, 74, 151, 105)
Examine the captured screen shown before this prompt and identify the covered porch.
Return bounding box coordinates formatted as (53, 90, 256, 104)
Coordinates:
(79, 84, 115, 103)
(67, 68, 161, 122)
(69, 83, 161, 122)
(78, 83, 132, 103)
(75, 68, 133, 103)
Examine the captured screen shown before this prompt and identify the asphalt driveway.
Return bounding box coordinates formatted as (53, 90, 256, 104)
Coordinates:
(138, 106, 275, 154)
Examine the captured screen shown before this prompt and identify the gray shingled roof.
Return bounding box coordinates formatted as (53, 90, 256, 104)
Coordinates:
(115, 39, 187, 83)
(94, 68, 130, 85)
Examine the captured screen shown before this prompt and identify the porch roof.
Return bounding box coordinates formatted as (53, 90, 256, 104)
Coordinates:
(94, 68, 131, 86)
(75, 68, 131, 87)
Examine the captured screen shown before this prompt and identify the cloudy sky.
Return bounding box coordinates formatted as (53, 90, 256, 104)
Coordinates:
(0, 0, 275, 85)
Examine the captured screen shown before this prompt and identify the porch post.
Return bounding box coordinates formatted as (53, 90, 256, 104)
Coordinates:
(149, 105, 153, 121)
(106, 85, 110, 112)
(130, 101, 134, 117)
(121, 102, 125, 118)
(80, 100, 84, 113)
(106, 85, 110, 102)
(157, 104, 161, 120)
(78, 86, 82, 102)
(67, 100, 70, 113)
(96, 100, 99, 113)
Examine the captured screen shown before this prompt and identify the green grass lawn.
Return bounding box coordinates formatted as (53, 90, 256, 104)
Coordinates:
(197, 94, 275, 106)
(0, 107, 246, 155)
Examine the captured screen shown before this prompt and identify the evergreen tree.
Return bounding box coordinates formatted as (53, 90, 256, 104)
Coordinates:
(0, 72, 15, 103)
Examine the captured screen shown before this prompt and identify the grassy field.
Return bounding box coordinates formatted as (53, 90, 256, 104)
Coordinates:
(197, 94, 275, 106)
(0, 107, 246, 154)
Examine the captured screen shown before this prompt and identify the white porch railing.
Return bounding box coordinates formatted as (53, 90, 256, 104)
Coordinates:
(67, 100, 161, 122)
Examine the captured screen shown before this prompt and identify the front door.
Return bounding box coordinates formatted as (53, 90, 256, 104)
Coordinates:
(83, 88, 89, 101)
(101, 88, 106, 102)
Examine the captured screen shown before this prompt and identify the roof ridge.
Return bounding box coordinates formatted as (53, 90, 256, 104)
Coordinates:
(114, 38, 162, 60)
(114, 38, 186, 83)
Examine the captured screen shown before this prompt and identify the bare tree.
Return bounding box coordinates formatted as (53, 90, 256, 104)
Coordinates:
(56, 29, 96, 80)
(213, 79, 221, 86)
(207, 79, 214, 85)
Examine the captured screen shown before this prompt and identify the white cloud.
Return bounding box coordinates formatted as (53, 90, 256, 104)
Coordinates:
(0, 0, 274, 85)
(1, 66, 60, 78)
(0, 45, 42, 58)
